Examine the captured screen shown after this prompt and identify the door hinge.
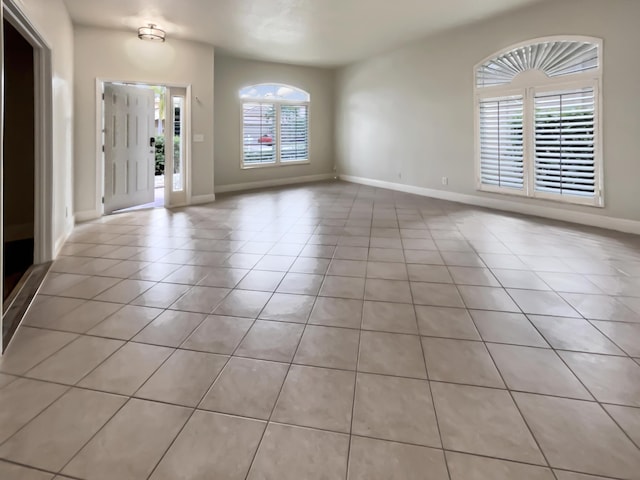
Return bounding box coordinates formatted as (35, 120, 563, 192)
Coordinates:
(102, 93, 105, 100)
(102, 145, 105, 152)
(102, 196, 105, 204)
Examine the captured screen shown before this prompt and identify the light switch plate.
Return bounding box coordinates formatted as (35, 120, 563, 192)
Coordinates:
(193, 134, 205, 143)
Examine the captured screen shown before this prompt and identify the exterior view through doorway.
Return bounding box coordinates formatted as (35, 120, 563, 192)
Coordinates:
(100, 81, 189, 214)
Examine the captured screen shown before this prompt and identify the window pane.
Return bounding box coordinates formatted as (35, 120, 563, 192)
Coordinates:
(280, 105, 309, 162)
(479, 96, 524, 190)
(240, 84, 310, 102)
(534, 88, 596, 198)
(172, 96, 185, 192)
(243, 103, 276, 165)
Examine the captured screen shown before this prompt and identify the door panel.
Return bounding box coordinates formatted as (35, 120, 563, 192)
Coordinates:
(104, 84, 155, 214)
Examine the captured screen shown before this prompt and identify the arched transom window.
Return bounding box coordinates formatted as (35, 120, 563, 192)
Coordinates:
(475, 37, 603, 206)
(240, 84, 310, 167)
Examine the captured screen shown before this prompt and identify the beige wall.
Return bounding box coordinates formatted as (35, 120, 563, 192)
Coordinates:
(214, 54, 335, 189)
(18, 0, 75, 251)
(73, 26, 215, 217)
(336, 0, 640, 222)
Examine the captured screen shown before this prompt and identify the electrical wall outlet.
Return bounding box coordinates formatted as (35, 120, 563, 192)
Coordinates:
(442, 176, 448, 185)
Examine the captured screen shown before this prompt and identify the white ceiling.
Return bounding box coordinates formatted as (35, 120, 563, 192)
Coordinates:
(62, 0, 544, 67)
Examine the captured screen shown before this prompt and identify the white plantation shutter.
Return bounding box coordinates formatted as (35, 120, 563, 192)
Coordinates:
(534, 89, 596, 198)
(479, 97, 524, 190)
(280, 105, 309, 162)
(242, 103, 276, 165)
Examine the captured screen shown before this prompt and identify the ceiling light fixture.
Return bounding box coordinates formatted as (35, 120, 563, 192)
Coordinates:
(138, 24, 166, 42)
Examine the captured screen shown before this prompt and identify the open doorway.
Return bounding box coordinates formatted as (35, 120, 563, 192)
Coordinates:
(101, 82, 189, 214)
(3, 18, 35, 301)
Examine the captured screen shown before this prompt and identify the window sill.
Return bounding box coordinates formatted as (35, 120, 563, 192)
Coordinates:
(241, 160, 310, 170)
(478, 186, 604, 208)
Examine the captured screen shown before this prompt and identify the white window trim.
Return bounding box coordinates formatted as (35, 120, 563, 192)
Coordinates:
(474, 36, 604, 208)
(240, 90, 310, 170)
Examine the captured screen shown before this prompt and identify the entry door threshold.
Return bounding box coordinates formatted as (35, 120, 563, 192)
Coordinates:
(2, 262, 51, 351)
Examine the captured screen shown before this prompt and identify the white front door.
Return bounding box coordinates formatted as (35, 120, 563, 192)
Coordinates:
(103, 84, 155, 214)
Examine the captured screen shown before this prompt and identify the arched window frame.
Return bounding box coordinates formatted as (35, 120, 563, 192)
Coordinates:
(239, 83, 311, 169)
(474, 36, 604, 207)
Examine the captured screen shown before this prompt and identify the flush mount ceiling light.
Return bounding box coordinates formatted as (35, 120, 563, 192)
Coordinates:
(138, 24, 166, 42)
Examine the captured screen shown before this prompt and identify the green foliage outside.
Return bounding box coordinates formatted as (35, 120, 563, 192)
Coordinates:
(154, 134, 181, 176)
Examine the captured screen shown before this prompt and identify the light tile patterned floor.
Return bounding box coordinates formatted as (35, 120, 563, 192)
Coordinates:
(1, 181, 640, 480)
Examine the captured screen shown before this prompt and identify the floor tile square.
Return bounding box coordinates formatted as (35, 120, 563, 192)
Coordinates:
(352, 373, 440, 447)
(294, 325, 360, 369)
(328, 259, 367, 277)
(309, 296, 363, 328)
(290, 257, 331, 274)
(170, 285, 230, 313)
(446, 452, 554, 480)
(431, 382, 544, 464)
(407, 264, 453, 283)
(488, 343, 591, 399)
(319, 275, 366, 299)
(507, 290, 580, 317)
(57, 276, 121, 299)
(603, 404, 640, 446)
(79, 342, 173, 395)
(259, 293, 316, 323)
(136, 350, 227, 406)
(359, 331, 426, 378)
(0, 388, 126, 472)
(362, 301, 418, 334)
(213, 290, 272, 317)
(449, 267, 500, 287)
(364, 279, 413, 303)
(235, 320, 304, 362)
(237, 270, 286, 292)
(200, 357, 288, 419)
(150, 411, 266, 480)
(537, 272, 602, 294)
(590, 320, 640, 356)
(458, 286, 519, 312)
(0, 379, 68, 443)
(62, 399, 190, 480)
(0, 461, 54, 480)
(422, 337, 504, 387)
(416, 306, 480, 340)
(365, 261, 408, 280)
(411, 282, 465, 307)
(529, 315, 623, 354)
(471, 310, 548, 347)
(130, 282, 191, 309)
(87, 305, 163, 340)
(247, 423, 349, 480)
(276, 272, 324, 295)
(197, 267, 248, 288)
(348, 436, 448, 480)
(94, 279, 156, 304)
(273, 365, 355, 432)
(133, 310, 206, 347)
(0, 327, 78, 375)
(26, 336, 123, 385)
(181, 315, 253, 354)
(29, 300, 122, 333)
(560, 352, 640, 406)
(514, 393, 640, 478)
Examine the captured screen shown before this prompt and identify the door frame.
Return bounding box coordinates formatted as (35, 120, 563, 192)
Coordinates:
(95, 79, 193, 214)
(3, 0, 54, 265)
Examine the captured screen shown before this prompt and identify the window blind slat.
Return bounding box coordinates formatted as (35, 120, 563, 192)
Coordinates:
(242, 103, 276, 165)
(479, 96, 524, 190)
(534, 88, 596, 198)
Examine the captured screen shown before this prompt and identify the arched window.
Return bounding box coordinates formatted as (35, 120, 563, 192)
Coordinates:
(475, 37, 603, 206)
(239, 84, 310, 167)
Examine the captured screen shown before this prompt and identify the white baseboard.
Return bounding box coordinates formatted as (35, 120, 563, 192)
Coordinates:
(190, 194, 217, 206)
(74, 209, 101, 223)
(340, 174, 640, 235)
(215, 173, 335, 194)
